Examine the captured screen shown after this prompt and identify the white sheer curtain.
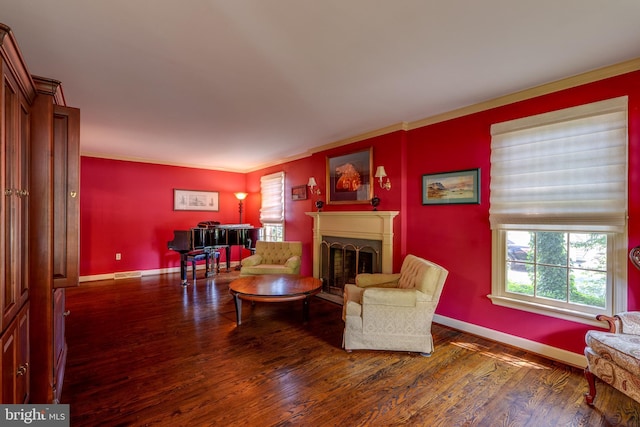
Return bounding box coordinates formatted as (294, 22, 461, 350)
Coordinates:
(490, 96, 628, 232)
(260, 171, 284, 224)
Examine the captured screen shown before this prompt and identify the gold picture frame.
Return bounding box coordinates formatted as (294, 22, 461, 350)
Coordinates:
(326, 148, 373, 204)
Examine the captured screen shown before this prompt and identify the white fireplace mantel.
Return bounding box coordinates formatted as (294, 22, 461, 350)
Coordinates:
(305, 211, 399, 278)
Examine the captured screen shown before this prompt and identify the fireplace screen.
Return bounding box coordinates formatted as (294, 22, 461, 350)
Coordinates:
(320, 237, 381, 296)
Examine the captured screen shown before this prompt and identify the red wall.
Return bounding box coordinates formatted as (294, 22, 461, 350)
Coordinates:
(80, 157, 247, 275)
(80, 70, 640, 355)
(402, 71, 640, 354)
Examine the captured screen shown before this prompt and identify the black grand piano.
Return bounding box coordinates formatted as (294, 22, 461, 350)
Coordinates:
(167, 222, 262, 285)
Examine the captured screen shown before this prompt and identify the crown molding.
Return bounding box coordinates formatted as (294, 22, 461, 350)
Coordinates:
(408, 57, 640, 130)
(0, 23, 36, 103)
(308, 122, 409, 155)
(32, 75, 66, 106)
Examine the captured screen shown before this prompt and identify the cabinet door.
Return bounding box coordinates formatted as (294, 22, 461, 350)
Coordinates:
(1, 69, 27, 328)
(0, 303, 29, 404)
(52, 288, 67, 403)
(15, 304, 29, 404)
(53, 106, 80, 288)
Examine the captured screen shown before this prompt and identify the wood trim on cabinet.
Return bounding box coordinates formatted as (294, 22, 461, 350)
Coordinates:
(0, 24, 35, 104)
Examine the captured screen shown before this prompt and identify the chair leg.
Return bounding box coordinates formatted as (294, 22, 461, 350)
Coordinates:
(584, 367, 597, 406)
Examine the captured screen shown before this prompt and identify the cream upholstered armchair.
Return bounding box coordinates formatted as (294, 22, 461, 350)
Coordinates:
(342, 254, 448, 356)
(585, 312, 640, 406)
(240, 241, 302, 276)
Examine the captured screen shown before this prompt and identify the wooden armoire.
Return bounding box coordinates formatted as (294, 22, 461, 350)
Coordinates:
(0, 23, 80, 404)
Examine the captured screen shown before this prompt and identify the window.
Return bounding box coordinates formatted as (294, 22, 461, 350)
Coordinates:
(260, 171, 285, 242)
(489, 97, 628, 324)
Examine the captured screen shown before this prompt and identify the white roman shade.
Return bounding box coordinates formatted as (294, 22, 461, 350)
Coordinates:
(490, 96, 628, 233)
(260, 171, 285, 224)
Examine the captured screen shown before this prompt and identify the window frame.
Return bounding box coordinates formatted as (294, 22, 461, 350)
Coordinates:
(259, 171, 285, 242)
(489, 228, 627, 326)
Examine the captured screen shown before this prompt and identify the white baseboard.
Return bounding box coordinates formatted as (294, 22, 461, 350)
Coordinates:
(79, 263, 239, 283)
(433, 314, 586, 368)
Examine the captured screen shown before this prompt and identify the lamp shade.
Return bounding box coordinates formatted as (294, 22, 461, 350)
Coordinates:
(307, 177, 317, 187)
(234, 192, 248, 201)
(375, 166, 387, 179)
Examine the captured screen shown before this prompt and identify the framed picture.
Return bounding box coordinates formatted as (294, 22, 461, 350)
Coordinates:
(422, 168, 480, 205)
(174, 189, 219, 211)
(291, 184, 308, 201)
(326, 148, 373, 204)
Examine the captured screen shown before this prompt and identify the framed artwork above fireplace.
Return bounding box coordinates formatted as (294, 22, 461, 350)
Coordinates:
(326, 147, 373, 204)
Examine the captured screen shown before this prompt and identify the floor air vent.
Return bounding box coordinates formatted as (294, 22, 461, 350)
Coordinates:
(114, 271, 142, 280)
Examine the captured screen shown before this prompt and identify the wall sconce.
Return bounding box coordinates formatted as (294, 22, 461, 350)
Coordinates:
(307, 177, 321, 195)
(375, 166, 391, 191)
(308, 177, 324, 212)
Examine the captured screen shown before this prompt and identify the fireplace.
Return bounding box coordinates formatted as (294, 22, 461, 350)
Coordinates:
(320, 236, 382, 296)
(306, 211, 399, 303)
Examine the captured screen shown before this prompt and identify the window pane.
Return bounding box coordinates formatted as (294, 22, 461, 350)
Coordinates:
(506, 231, 532, 268)
(570, 268, 606, 308)
(262, 224, 283, 242)
(536, 265, 568, 301)
(506, 267, 534, 295)
(568, 233, 607, 308)
(569, 233, 607, 270)
(535, 232, 567, 267)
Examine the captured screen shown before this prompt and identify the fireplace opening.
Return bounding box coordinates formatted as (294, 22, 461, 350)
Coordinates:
(320, 237, 381, 297)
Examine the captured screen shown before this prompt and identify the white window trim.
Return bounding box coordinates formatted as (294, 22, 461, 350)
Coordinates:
(489, 229, 627, 327)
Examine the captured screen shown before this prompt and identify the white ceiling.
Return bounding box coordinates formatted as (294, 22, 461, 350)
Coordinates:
(2, 1, 640, 172)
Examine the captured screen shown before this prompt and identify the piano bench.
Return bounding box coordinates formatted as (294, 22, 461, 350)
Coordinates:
(187, 250, 221, 280)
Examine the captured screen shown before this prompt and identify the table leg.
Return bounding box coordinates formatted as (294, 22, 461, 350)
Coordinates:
(233, 294, 242, 325)
(303, 296, 310, 323)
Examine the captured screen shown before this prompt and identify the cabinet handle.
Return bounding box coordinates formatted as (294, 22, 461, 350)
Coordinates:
(16, 363, 28, 376)
(4, 188, 12, 196)
(63, 310, 71, 317)
(70, 191, 77, 198)
(19, 189, 29, 197)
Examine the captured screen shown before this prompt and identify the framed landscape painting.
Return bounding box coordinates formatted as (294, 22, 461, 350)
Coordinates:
(326, 148, 373, 204)
(422, 168, 480, 205)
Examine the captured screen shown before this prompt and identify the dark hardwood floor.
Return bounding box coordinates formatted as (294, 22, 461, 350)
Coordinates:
(60, 271, 640, 426)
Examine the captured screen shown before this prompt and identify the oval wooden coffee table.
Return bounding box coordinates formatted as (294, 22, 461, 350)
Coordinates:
(229, 274, 322, 325)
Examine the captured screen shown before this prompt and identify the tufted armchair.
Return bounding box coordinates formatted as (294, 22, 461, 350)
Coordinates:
(584, 312, 640, 406)
(240, 241, 302, 276)
(342, 255, 448, 355)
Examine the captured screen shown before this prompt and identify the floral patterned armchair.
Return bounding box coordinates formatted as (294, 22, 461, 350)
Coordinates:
(584, 312, 640, 405)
